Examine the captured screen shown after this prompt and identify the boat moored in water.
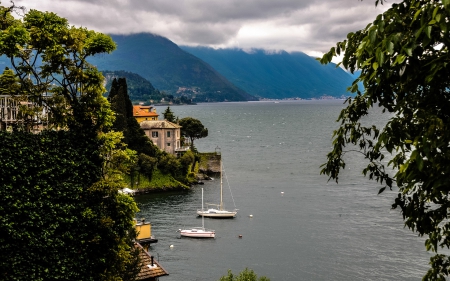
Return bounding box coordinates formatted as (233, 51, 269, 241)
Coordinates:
(197, 157, 237, 218)
(178, 188, 215, 238)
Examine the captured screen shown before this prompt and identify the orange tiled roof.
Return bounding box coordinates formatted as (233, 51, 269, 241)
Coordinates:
(136, 243, 168, 280)
(133, 105, 159, 118)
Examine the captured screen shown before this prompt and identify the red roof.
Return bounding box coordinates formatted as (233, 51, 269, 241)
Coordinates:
(133, 105, 159, 118)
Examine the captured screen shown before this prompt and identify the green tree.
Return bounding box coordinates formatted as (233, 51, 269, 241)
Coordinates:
(218, 268, 270, 281)
(0, 4, 140, 281)
(179, 117, 208, 151)
(158, 152, 181, 175)
(139, 153, 157, 180)
(108, 78, 128, 133)
(320, 1, 450, 279)
(0, 6, 116, 133)
(108, 77, 158, 157)
(163, 106, 177, 122)
(0, 68, 20, 95)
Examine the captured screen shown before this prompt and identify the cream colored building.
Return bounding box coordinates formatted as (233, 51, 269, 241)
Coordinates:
(140, 120, 185, 155)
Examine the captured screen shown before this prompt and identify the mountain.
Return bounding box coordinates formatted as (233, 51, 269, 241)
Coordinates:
(0, 32, 355, 101)
(180, 47, 355, 99)
(89, 33, 256, 102)
(102, 70, 165, 104)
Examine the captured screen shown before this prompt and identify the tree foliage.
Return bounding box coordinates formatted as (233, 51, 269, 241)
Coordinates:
(0, 131, 139, 281)
(108, 77, 158, 157)
(179, 117, 208, 150)
(0, 4, 140, 280)
(320, 1, 450, 279)
(139, 153, 157, 179)
(163, 106, 177, 122)
(218, 268, 270, 281)
(0, 5, 116, 133)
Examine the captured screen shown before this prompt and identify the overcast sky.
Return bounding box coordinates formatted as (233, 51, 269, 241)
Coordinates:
(15, 0, 398, 58)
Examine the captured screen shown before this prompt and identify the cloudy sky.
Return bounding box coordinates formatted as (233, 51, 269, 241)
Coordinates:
(14, 0, 398, 58)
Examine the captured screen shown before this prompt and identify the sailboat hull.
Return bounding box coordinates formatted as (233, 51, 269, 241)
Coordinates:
(197, 209, 237, 218)
(179, 228, 215, 238)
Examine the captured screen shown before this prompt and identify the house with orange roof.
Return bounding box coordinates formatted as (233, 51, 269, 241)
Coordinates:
(133, 106, 189, 155)
(133, 105, 159, 123)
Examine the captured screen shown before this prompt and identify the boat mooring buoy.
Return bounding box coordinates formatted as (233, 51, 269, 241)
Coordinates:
(170, 245, 174, 248)
(281, 192, 284, 195)
(249, 214, 253, 218)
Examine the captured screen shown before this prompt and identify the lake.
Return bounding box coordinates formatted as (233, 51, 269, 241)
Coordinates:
(135, 100, 430, 281)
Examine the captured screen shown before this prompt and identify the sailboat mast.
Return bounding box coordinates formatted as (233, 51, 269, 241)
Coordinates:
(202, 188, 205, 229)
(220, 158, 223, 210)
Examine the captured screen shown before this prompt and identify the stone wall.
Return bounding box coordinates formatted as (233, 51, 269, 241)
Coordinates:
(198, 153, 221, 174)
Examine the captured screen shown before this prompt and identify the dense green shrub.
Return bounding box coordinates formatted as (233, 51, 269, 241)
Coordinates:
(0, 131, 139, 281)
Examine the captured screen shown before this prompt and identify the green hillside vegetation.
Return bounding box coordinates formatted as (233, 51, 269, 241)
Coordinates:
(127, 169, 189, 191)
(180, 47, 355, 99)
(103, 70, 165, 104)
(103, 70, 196, 105)
(89, 33, 256, 102)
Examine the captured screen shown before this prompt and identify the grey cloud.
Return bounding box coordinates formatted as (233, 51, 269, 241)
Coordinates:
(16, 0, 399, 55)
(179, 23, 240, 45)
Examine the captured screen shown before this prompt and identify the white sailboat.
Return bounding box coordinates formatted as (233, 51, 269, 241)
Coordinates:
(178, 188, 215, 238)
(197, 158, 238, 218)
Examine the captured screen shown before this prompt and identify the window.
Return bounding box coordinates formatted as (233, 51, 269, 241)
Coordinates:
(152, 131, 158, 138)
(167, 131, 171, 138)
(167, 143, 170, 147)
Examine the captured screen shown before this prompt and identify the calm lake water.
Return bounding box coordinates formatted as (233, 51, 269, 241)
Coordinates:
(135, 100, 430, 281)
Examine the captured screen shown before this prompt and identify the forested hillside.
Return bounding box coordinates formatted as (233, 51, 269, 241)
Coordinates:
(180, 47, 355, 99)
(89, 33, 256, 102)
(103, 70, 165, 104)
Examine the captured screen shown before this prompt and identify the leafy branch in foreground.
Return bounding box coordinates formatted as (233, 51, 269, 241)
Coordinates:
(320, 1, 450, 280)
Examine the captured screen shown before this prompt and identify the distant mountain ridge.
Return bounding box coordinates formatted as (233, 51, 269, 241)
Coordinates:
(89, 33, 256, 102)
(180, 46, 355, 99)
(0, 32, 356, 101)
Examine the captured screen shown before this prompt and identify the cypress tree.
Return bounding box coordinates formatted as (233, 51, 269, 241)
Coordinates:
(163, 106, 176, 123)
(108, 77, 157, 157)
(109, 78, 128, 134)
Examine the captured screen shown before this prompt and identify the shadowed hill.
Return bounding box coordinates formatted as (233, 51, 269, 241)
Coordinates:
(89, 33, 256, 102)
(180, 46, 355, 99)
